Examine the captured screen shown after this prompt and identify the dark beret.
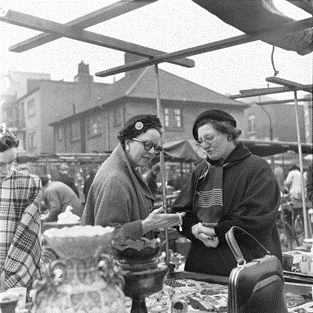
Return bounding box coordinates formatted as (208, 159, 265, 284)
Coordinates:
(192, 109, 237, 140)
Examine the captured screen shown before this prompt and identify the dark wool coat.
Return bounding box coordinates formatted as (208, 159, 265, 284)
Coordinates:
(81, 144, 155, 239)
(172, 142, 282, 276)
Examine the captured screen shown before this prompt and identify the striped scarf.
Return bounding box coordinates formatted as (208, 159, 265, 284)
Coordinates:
(196, 162, 223, 223)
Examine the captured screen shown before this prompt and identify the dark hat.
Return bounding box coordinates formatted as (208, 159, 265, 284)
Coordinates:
(118, 114, 163, 144)
(192, 109, 237, 140)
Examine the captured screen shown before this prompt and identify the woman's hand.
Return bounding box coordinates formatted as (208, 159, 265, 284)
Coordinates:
(191, 222, 219, 248)
(142, 207, 185, 234)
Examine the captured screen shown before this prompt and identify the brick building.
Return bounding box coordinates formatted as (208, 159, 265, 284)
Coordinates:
(3, 54, 247, 155)
(244, 95, 312, 144)
(3, 54, 310, 157)
(0, 71, 50, 152)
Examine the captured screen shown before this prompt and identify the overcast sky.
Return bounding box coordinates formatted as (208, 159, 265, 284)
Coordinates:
(1, 0, 312, 100)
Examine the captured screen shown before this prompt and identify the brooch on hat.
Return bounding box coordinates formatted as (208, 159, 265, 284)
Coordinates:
(135, 121, 144, 130)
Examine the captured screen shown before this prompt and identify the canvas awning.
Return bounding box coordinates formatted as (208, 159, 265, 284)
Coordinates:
(192, 0, 313, 55)
(162, 139, 313, 163)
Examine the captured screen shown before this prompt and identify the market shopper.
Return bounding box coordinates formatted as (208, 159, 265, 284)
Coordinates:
(274, 166, 285, 195)
(83, 168, 97, 202)
(0, 126, 42, 290)
(284, 164, 303, 202)
(40, 175, 82, 222)
(81, 114, 183, 239)
(144, 164, 161, 198)
(307, 164, 313, 206)
(172, 109, 282, 276)
(55, 163, 80, 198)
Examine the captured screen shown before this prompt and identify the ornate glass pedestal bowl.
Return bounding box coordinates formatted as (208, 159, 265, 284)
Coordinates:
(32, 225, 126, 313)
(112, 238, 168, 313)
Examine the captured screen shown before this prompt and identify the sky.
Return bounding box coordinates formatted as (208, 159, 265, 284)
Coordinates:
(0, 0, 312, 101)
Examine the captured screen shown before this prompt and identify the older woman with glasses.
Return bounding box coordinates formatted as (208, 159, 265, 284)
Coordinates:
(172, 109, 282, 276)
(0, 125, 42, 291)
(81, 115, 183, 240)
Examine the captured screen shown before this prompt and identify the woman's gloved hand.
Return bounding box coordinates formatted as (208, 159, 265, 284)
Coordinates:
(191, 222, 219, 248)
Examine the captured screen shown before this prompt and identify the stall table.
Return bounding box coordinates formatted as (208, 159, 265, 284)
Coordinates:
(124, 270, 313, 312)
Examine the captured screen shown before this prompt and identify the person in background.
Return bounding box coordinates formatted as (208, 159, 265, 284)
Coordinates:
(40, 175, 82, 222)
(284, 164, 303, 202)
(0, 125, 42, 291)
(274, 166, 285, 195)
(16, 163, 30, 174)
(307, 164, 313, 206)
(75, 171, 85, 202)
(55, 163, 79, 198)
(81, 114, 183, 240)
(83, 168, 97, 202)
(172, 109, 282, 276)
(144, 164, 161, 198)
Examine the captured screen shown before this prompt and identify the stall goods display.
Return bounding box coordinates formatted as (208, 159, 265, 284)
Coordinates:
(125, 279, 228, 312)
(125, 279, 313, 313)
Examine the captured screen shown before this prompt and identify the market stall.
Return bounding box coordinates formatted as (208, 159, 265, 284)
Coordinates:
(1, 1, 313, 312)
(163, 138, 313, 161)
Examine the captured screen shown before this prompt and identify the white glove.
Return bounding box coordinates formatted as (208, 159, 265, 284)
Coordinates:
(191, 222, 219, 248)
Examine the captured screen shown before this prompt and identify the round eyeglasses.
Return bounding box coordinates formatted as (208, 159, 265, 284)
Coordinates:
(196, 136, 215, 146)
(131, 138, 162, 154)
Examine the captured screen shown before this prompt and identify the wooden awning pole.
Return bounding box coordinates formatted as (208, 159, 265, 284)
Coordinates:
(294, 90, 309, 238)
(154, 64, 170, 266)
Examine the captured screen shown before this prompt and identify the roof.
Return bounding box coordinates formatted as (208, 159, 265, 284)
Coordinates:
(48, 66, 248, 124)
(50, 66, 248, 124)
(79, 66, 247, 112)
(123, 67, 247, 107)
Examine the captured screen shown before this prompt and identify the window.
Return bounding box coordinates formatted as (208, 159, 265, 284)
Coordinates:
(27, 99, 35, 118)
(174, 108, 182, 127)
(87, 116, 102, 137)
(71, 120, 81, 141)
(19, 102, 25, 126)
(114, 106, 122, 127)
(248, 114, 256, 133)
(28, 132, 36, 148)
(164, 108, 170, 127)
(164, 107, 182, 128)
(57, 125, 63, 141)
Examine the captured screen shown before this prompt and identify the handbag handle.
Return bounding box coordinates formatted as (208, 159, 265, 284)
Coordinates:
(225, 226, 271, 266)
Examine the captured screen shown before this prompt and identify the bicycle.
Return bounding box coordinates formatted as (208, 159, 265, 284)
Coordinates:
(276, 195, 307, 252)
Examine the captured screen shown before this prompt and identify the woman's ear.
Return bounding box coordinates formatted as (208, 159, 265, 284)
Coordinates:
(124, 139, 130, 151)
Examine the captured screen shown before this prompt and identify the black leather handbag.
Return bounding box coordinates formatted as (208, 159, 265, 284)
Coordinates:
(226, 226, 288, 313)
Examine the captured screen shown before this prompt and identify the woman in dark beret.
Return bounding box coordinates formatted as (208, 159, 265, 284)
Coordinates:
(81, 115, 183, 239)
(172, 109, 282, 276)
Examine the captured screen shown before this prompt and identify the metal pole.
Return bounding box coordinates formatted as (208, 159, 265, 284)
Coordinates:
(294, 91, 309, 238)
(154, 64, 170, 266)
(258, 102, 275, 167)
